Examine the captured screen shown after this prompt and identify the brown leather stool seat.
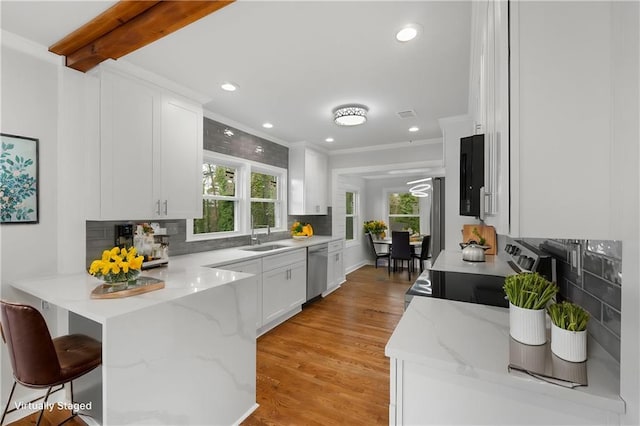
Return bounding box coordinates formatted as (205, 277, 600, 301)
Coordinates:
(0, 300, 102, 425)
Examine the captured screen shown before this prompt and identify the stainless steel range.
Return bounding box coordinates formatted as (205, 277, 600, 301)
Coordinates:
(405, 239, 556, 310)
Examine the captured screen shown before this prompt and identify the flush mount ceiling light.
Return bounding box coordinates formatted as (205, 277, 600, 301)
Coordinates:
(325, 137, 335, 143)
(396, 24, 422, 42)
(333, 105, 368, 126)
(220, 82, 238, 92)
(409, 126, 419, 132)
(262, 122, 273, 129)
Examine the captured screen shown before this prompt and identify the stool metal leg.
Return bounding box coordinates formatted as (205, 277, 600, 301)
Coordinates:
(0, 381, 17, 425)
(35, 386, 53, 426)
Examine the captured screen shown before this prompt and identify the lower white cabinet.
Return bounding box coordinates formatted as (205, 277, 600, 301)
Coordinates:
(218, 259, 263, 330)
(219, 248, 307, 336)
(261, 249, 307, 326)
(326, 240, 345, 294)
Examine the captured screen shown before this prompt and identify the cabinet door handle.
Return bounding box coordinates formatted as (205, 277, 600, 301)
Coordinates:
(163, 200, 168, 215)
(156, 200, 161, 216)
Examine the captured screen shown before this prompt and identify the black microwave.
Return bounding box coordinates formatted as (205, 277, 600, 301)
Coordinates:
(459, 134, 484, 217)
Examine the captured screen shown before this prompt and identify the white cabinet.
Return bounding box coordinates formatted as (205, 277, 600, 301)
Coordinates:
(218, 259, 263, 330)
(508, 1, 635, 239)
(326, 239, 345, 294)
(289, 146, 328, 215)
(96, 70, 202, 220)
(159, 96, 203, 219)
(261, 249, 306, 326)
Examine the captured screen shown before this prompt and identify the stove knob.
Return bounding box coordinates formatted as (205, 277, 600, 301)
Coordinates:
(525, 257, 536, 270)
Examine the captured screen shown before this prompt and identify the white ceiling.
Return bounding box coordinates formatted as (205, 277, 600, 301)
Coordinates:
(1, 1, 471, 154)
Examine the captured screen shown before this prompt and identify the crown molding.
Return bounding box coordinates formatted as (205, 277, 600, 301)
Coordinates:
(328, 137, 442, 156)
(1, 30, 62, 65)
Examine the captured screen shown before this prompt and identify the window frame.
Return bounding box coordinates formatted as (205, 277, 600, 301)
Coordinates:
(385, 189, 423, 234)
(186, 151, 287, 242)
(345, 188, 360, 248)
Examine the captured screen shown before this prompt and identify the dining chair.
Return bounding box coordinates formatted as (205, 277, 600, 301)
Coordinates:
(411, 235, 432, 272)
(0, 300, 102, 426)
(366, 232, 390, 268)
(389, 231, 413, 280)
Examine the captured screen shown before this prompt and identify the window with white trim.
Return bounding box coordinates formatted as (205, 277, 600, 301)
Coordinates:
(188, 151, 287, 241)
(387, 192, 420, 233)
(194, 162, 238, 234)
(345, 191, 358, 241)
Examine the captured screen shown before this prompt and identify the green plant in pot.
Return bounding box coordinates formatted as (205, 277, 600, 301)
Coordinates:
(504, 272, 558, 345)
(548, 301, 590, 362)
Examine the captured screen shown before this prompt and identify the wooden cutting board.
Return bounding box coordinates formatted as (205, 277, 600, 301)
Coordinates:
(462, 224, 497, 255)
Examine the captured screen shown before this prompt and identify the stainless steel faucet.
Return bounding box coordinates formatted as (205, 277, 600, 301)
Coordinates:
(251, 214, 271, 245)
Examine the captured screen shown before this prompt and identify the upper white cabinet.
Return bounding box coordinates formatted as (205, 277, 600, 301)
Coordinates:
(509, 1, 633, 239)
(289, 146, 328, 215)
(96, 70, 202, 220)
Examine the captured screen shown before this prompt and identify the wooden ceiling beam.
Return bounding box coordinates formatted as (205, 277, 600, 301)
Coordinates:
(49, 0, 235, 73)
(49, 1, 160, 56)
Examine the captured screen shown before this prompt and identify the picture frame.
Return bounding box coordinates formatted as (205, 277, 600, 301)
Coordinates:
(1, 133, 39, 224)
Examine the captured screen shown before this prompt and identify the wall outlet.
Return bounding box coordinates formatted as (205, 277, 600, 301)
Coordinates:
(41, 300, 50, 311)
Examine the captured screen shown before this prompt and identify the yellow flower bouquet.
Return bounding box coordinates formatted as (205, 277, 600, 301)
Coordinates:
(363, 220, 388, 235)
(88, 247, 144, 285)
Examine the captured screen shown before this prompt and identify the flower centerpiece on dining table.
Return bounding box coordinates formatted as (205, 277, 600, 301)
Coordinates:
(88, 246, 144, 286)
(363, 220, 388, 239)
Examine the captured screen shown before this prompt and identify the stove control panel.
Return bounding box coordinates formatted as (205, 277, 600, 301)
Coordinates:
(504, 240, 556, 283)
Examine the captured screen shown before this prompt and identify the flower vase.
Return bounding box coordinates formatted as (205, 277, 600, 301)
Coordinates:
(509, 303, 547, 345)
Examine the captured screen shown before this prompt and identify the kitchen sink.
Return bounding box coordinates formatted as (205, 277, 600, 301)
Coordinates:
(241, 244, 288, 252)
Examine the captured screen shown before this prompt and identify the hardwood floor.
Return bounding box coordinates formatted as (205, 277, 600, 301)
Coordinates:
(243, 264, 412, 426)
(6, 408, 86, 426)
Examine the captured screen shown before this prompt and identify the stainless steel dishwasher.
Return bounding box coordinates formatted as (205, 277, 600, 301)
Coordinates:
(306, 243, 328, 304)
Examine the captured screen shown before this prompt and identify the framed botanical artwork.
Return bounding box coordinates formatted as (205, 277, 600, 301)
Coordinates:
(1, 133, 39, 224)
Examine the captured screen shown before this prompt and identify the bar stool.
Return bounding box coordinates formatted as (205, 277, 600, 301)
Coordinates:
(0, 300, 102, 426)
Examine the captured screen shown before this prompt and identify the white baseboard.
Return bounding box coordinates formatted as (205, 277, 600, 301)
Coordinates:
(346, 260, 369, 274)
(257, 307, 302, 337)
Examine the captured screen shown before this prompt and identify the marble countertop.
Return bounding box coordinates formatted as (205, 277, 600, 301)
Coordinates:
(385, 297, 624, 414)
(430, 249, 516, 277)
(11, 236, 342, 324)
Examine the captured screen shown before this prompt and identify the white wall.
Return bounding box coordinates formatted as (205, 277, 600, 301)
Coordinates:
(332, 175, 368, 273)
(0, 34, 93, 409)
(610, 2, 640, 424)
(439, 115, 474, 251)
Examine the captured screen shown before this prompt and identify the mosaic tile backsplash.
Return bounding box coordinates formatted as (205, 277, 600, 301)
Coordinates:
(537, 239, 622, 362)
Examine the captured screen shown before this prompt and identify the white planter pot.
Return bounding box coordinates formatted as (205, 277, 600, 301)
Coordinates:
(551, 323, 587, 362)
(509, 303, 547, 345)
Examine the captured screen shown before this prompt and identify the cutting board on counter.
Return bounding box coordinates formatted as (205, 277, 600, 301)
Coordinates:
(462, 224, 497, 255)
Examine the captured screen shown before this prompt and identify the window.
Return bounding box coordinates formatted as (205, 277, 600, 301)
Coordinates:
(188, 151, 287, 241)
(388, 192, 420, 233)
(194, 163, 238, 234)
(345, 191, 358, 241)
(250, 170, 279, 228)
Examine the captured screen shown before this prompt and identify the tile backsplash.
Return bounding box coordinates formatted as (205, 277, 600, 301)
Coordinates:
(536, 239, 622, 362)
(86, 210, 332, 267)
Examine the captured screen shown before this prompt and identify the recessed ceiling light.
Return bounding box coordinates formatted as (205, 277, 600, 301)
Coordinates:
(262, 122, 273, 129)
(396, 24, 421, 42)
(325, 137, 334, 143)
(220, 82, 238, 92)
(409, 126, 419, 132)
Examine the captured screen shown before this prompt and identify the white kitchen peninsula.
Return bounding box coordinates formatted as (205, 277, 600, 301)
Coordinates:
(10, 259, 257, 426)
(386, 297, 624, 425)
